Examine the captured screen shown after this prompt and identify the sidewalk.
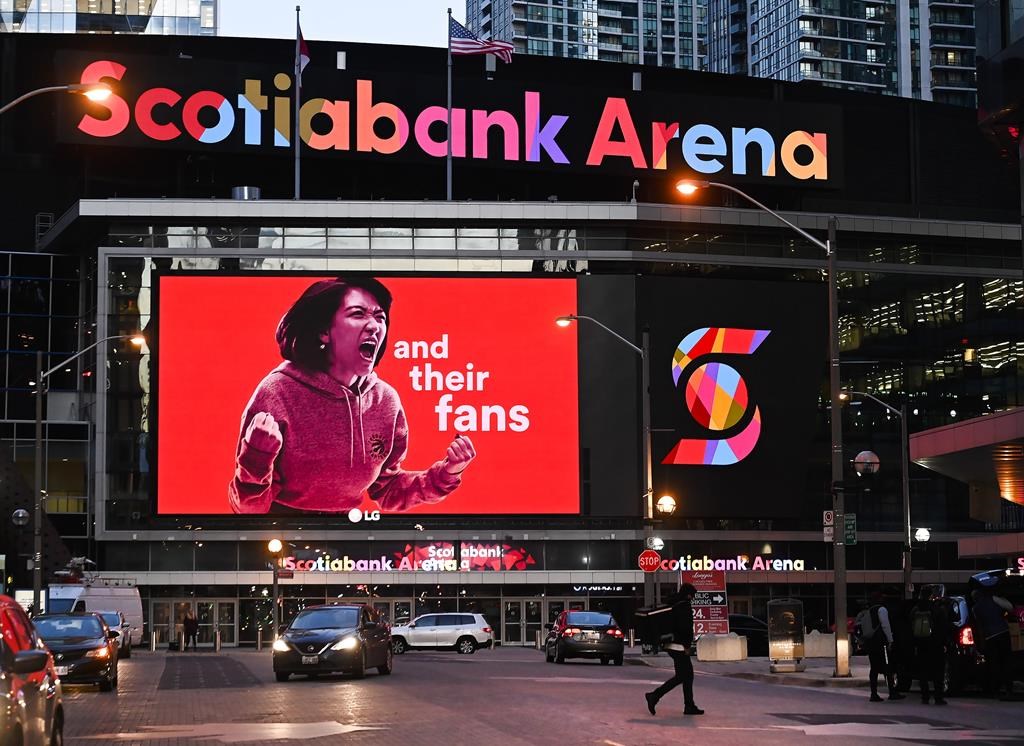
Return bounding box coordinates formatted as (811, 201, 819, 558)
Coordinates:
(623, 648, 870, 689)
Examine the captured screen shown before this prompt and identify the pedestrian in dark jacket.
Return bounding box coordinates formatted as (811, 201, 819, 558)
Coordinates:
(183, 610, 199, 651)
(971, 589, 1014, 698)
(910, 588, 948, 704)
(860, 596, 904, 702)
(645, 584, 703, 716)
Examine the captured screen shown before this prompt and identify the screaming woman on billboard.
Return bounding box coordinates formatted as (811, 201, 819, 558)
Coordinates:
(228, 277, 476, 514)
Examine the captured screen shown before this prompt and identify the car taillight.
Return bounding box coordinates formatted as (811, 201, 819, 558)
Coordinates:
(562, 627, 581, 637)
(959, 626, 974, 646)
(606, 628, 624, 638)
(482, 627, 492, 634)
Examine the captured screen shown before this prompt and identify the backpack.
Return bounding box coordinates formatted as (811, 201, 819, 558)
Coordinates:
(855, 608, 877, 641)
(912, 607, 933, 639)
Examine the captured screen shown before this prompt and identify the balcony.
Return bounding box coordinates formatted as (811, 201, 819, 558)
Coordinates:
(929, 16, 973, 28)
(598, 24, 622, 34)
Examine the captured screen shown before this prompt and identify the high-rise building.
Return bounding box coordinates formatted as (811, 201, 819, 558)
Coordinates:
(0, 0, 217, 35)
(467, 0, 708, 70)
(707, 0, 976, 107)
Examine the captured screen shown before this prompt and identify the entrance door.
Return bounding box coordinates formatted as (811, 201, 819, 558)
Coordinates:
(150, 600, 238, 648)
(365, 599, 412, 627)
(503, 601, 523, 644)
(502, 600, 546, 646)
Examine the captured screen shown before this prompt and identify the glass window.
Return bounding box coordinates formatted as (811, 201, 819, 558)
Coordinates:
(415, 614, 438, 627)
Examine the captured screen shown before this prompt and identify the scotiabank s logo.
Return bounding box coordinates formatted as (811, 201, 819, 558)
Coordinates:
(662, 327, 770, 466)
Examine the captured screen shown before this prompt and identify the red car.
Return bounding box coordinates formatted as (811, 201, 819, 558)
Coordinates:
(0, 594, 65, 745)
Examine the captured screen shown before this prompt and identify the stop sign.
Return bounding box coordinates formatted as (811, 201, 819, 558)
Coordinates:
(638, 549, 662, 573)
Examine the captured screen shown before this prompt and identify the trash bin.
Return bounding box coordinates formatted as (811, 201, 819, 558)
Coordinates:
(767, 598, 806, 673)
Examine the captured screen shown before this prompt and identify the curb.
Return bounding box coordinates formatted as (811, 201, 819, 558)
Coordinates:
(630, 657, 869, 689)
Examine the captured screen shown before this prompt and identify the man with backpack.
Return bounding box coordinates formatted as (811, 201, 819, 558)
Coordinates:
(856, 595, 904, 702)
(910, 586, 949, 704)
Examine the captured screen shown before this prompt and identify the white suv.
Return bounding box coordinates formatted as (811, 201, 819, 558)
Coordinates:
(391, 613, 493, 655)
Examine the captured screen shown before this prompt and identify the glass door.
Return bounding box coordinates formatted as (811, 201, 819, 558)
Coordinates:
(524, 600, 543, 647)
(217, 601, 237, 645)
(150, 601, 171, 646)
(503, 601, 523, 644)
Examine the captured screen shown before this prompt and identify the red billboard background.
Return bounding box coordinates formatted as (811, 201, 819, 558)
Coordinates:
(155, 275, 579, 515)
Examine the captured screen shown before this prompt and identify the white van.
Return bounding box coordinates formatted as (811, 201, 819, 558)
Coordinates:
(47, 582, 143, 657)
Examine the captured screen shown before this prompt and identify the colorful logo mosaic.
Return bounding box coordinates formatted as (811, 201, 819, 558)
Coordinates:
(663, 327, 770, 466)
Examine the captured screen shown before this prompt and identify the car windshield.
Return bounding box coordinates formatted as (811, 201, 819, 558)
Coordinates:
(566, 612, 614, 626)
(289, 608, 359, 630)
(35, 616, 104, 640)
(99, 613, 122, 627)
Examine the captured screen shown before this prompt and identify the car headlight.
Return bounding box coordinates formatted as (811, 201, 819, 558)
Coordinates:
(85, 646, 110, 659)
(331, 636, 359, 651)
(272, 638, 291, 652)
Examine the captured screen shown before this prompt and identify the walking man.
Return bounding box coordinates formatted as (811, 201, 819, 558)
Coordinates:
(645, 583, 704, 716)
(859, 595, 904, 702)
(183, 609, 199, 652)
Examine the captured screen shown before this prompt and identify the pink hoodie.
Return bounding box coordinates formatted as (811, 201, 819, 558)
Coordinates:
(229, 362, 461, 513)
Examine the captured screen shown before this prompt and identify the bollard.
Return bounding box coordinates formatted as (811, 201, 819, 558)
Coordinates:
(256, 628, 263, 652)
(628, 628, 635, 649)
(214, 628, 222, 653)
(179, 630, 186, 653)
(149, 631, 156, 652)
(535, 629, 542, 650)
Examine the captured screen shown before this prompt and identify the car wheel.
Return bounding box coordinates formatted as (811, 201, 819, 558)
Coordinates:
(7, 726, 23, 746)
(275, 672, 289, 682)
(392, 637, 407, 655)
(456, 637, 477, 655)
(614, 655, 624, 666)
(378, 646, 393, 675)
(545, 643, 554, 663)
(122, 641, 131, 659)
(351, 649, 366, 679)
(600, 656, 610, 665)
(555, 643, 566, 664)
(99, 675, 113, 692)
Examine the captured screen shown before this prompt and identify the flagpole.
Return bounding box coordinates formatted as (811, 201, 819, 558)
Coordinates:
(446, 7, 453, 201)
(294, 5, 301, 200)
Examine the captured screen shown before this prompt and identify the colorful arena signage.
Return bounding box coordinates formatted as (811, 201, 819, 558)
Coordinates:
(72, 59, 833, 183)
(277, 541, 537, 572)
(663, 555, 806, 572)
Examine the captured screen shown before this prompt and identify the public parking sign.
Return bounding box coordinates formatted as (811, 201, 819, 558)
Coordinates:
(638, 549, 662, 573)
(681, 570, 730, 635)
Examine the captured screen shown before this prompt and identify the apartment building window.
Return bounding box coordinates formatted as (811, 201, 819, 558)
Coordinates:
(866, 47, 877, 62)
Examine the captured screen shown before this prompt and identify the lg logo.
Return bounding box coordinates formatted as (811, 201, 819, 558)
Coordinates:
(347, 508, 381, 523)
(662, 327, 770, 466)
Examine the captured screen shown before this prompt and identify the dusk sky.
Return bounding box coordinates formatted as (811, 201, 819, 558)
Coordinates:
(219, 0, 456, 47)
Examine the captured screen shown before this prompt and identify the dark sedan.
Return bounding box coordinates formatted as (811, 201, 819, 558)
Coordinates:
(729, 614, 769, 657)
(33, 613, 119, 691)
(272, 604, 392, 681)
(544, 611, 625, 665)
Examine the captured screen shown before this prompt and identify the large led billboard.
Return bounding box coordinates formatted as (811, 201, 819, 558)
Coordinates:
(155, 275, 579, 515)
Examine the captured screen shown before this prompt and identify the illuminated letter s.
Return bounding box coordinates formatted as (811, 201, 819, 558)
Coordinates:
(661, 327, 770, 466)
(78, 60, 129, 138)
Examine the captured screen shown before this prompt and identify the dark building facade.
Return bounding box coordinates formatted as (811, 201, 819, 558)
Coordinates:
(0, 33, 1021, 646)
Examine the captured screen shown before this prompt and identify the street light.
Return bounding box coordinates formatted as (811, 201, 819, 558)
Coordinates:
(267, 539, 283, 634)
(675, 178, 850, 677)
(840, 390, 913, 600)
(0, 83, 112, 117)
(32, 334, 144, 614)
(555, 313, 658, 608)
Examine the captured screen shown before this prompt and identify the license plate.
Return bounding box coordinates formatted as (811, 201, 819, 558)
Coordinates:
(301, 655, 318, 665)
(584, 632, 600, 641)
(55, 666, 68, 676)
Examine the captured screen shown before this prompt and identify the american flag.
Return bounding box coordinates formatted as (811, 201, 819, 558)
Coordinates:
(449, 16, 513, 64)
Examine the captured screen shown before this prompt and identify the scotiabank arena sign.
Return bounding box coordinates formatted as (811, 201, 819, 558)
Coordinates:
(280, 542, 538, 573)
(62, 52, 842, 186)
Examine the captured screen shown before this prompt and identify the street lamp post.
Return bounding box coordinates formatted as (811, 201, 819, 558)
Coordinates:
(556, 314, 657, 608)
(0, 83, 111, 117)
(676, 179, 849, 677)
(267, 539, 283, 634)
(32, 334, 144, 614)
(841, 391, 913, 600)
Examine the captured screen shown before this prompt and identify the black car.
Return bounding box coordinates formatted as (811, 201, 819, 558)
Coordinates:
(729, 614, 769, 657)
(272, 604, 392, 681)
(544, 610, 625, 665)
(33, 612, 119, 691)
